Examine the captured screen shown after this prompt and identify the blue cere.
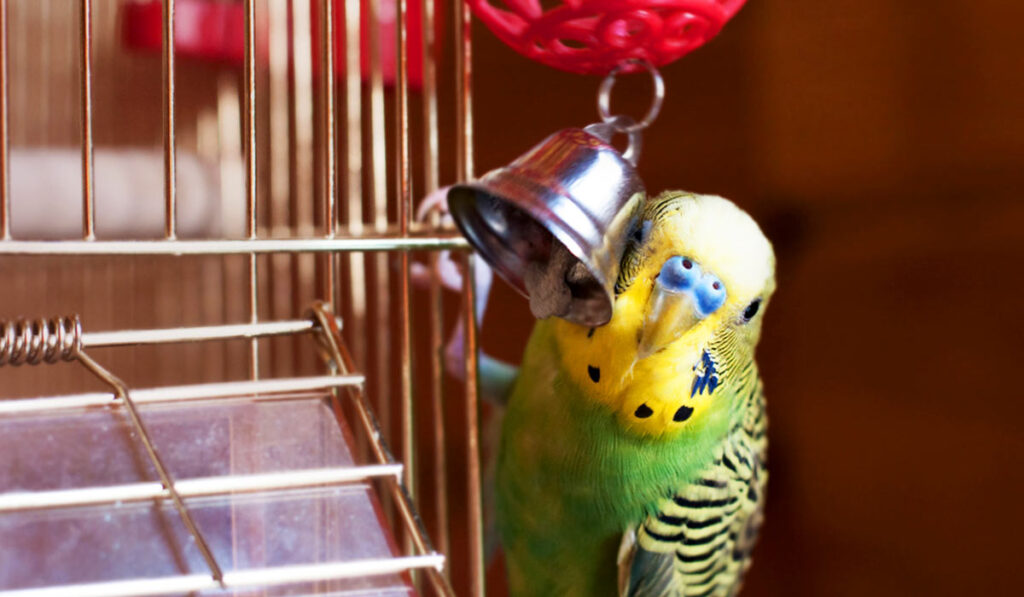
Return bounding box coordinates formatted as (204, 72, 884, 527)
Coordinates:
(694, 274, 727, 316)
(659, 256, 702, 291)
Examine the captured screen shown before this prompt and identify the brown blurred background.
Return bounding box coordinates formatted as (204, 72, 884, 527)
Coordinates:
(1, 0, 1022, 595)
(469, 1, 1024, 595)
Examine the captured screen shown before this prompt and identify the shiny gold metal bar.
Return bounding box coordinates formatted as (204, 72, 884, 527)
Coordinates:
(463, 253, 485, 597)
(0, 0, 9, 240)
(421, 0, 439, 197)
(320, 0, 338, 308)
(0, 464, 400, 512)
(394, 0, 419, 570)
(427, 259, 450, 563)
(0, 236, 469, 256)
(243, 0, 259, 380)
(83, 320, 315, 347)
(0, 556, 449, 597)
(0, 374, 362, 415)
(79, 0, 95, 240)
(162, 0, 176, 239)
(395, 0, 415, 506)
(421, 0, 449, 563)
(243, 0, 257, 238)
(455, 0, 485, 592)
(455, 0, 474, 183)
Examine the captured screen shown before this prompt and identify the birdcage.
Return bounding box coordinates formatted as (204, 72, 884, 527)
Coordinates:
(0, 0, 484, 595)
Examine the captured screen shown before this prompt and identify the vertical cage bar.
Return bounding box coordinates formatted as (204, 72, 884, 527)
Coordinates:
(163, 0, 177, 239)
(0, 0, 9, 240)
(421, 0, 449, 563)
(455, 0, 474, 182)
(421, 0, 439, 197)
(320, 0, 338, 308)
(243, 0, 259, 378)
(79, 0, 95, 240)
(395, 0, 415, 499)
(243, 0, 258, 240)
(463, 257, 485, 597)
(344, 0, 367, 366)
(367, 0, 391, 439)
(455, 0, 484, 593)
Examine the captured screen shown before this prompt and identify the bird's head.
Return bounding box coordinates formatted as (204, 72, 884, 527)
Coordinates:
(546, 191, 776, 438)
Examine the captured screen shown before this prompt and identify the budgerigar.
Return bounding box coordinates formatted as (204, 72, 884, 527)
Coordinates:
(496, 191, 776, 596)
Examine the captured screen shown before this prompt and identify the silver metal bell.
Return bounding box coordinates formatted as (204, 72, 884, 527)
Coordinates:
(447, 122, 645, 326)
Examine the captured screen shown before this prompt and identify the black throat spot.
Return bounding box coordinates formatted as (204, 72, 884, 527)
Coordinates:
(673, 405, 694, 422)
(587, 365, 600, 383)
(634, 403, 653, 418)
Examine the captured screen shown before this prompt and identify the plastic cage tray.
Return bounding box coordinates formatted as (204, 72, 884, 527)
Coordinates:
(0, 391, 419, 596)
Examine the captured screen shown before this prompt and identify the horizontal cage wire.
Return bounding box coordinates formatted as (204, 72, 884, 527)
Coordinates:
(0, 0, 484, 596)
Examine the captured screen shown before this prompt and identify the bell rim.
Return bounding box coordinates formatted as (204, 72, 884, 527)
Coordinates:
(447, 181, 621, 326)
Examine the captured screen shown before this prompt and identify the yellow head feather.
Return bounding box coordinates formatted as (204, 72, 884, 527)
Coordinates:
(549, 191, 776, 438)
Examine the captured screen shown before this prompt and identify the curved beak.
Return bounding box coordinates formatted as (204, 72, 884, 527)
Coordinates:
(636, 285, 703, 360)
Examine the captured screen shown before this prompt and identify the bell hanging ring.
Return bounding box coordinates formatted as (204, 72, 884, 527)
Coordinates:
(447, 121, 645, 327)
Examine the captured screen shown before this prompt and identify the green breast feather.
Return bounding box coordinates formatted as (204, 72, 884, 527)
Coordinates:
(496, 321, 764, 596)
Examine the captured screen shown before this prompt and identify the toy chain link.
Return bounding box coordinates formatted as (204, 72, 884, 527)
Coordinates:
(589, 58, 665, 167)
(597, 58, 665, 133)
(0, 315, 82, 366)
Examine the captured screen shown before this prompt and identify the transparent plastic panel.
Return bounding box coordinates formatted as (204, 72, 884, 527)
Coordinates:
(0, 394, 411, 594)
(0, 407, 157, 493)
(0, 395, 354, 494)
(0, 499, 204, 589)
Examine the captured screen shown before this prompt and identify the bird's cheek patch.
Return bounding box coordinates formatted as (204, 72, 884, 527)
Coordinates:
(691, 350, 719, 397)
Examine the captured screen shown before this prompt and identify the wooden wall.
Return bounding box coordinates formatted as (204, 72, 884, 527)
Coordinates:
(470, 1, 1024, 595)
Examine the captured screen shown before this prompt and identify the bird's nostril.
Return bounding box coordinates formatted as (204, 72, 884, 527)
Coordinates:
(659, 256, 701, 291)
(695, 275, 727, 315)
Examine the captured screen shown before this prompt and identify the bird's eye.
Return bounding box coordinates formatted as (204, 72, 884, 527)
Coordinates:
(628, 219, 652, 245)
(658, 256, 701, 291)
(743, 299, 761, 321)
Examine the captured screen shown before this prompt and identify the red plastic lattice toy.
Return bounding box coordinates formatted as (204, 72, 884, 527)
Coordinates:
(467, 0, 746, 75)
